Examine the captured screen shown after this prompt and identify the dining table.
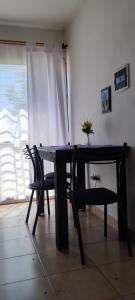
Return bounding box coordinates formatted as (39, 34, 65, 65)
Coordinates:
(38, 144, 129, 251)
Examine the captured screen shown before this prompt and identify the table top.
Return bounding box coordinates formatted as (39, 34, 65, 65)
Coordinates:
(38, 144, 128, 163)
(38, 144, 126, 152)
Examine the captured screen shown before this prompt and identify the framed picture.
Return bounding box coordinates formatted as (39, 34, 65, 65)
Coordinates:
(114, 64, 129, 91)
(101, 86, 111, 113)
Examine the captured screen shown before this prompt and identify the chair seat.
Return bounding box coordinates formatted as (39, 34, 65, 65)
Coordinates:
(44, 172, 54, 179)
(45, 171, 72, 180)
(29, 178, 54, 190)
(72, 187, 118, 206)
(29, 179, 71, 191)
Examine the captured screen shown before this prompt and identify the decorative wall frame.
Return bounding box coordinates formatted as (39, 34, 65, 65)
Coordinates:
(101, 86, 111, 114)
(114, 64, 129, 92)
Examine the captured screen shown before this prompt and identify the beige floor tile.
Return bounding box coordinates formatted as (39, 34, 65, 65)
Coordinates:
(49, 267, 117, 300)
(0, 237, 35, 259)
(68, 205, 104, 226)
(124, 294, 135, 299)
(20, 203, 36, 218)
(0, 225, 30, 242)
(39, 247, 94, 275)
(0, 202, 134, 300)
(21, 200, 55, 220)
(0, 216, 24, 228)
(0, 254, 44, 284)
(0, 278, 57, 300)
(99, 260, 135, 296)
(69, 225, 118, 247)
(29, 218, 56, 235)
(32, 233, 56, 252)
(21, 207, 36, 223)
(0, 203, 25, 218)
(108, 298, 122, 300)
(78, 210, 104, 227)
(69, 203, 104, 229)
(84, 240, 133, 266)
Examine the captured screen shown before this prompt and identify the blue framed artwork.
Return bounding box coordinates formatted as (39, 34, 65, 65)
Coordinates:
(114, 64, 129, 91)
(101, 86, 111, 113)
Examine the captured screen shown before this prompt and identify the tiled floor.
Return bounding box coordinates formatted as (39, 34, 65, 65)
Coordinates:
(0, 201, 135, 300)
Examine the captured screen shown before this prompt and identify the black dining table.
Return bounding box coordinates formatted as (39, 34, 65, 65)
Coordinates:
(38, 144, 129, 251)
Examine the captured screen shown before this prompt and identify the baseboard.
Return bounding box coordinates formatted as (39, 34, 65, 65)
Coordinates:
(90, 206, 118, 230)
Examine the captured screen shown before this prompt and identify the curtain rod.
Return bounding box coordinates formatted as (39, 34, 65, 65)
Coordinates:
(0, 40, 68, 48)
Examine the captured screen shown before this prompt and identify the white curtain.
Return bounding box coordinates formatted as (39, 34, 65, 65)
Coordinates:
(0, 43, 69, 203)
(0, 44, 29, 203)
(27, 44, 69, 147)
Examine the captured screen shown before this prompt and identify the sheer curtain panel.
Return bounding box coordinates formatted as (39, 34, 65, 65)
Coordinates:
(27, 44, 69, 147)
(0, 43, 69, 203)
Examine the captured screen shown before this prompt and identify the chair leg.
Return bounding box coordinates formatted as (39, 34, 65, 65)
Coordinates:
(126, 228, 132, 257)
(72, 202, 77, 228)
(120, 202, 132, 257)
(38, 191, 44, 216)
(73, 205, 85, 265)
(73, 210, 77, 228)
(76, 212, 85, 265)
(32, 191, 41, 235)
(46, 190, 50, 216)
(104, 204, 107, 237)
(26, 189, 34, 224)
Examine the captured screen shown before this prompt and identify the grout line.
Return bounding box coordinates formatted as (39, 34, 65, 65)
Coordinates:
(1, 276, 44, 287)
(1, 275, 45, 287)
(94, 264, 122, 298)
(29, 233, 60, 299)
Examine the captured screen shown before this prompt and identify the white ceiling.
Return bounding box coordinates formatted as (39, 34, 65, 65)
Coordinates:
(0, 0, 83, 30)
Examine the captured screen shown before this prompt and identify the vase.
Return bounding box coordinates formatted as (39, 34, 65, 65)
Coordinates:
(87, 134, 91, 145)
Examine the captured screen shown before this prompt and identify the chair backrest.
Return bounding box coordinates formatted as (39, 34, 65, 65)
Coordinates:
(25, 145, 38, 182)
(23, 144, 44, 183)
(72, 143, 128, 164)
(72, 143, 128, 195)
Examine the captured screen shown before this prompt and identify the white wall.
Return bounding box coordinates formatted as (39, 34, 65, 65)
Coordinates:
(0, 25, 64, 43)
(66, 0, 135, 228)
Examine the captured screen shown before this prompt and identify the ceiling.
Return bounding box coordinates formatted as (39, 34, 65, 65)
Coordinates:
(0, 0, 83, 30)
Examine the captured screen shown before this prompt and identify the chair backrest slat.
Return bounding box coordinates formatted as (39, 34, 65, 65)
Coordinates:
(33, 145, 44, 184)
(25, 145, 37, 182)
(23, 144, 43, 183)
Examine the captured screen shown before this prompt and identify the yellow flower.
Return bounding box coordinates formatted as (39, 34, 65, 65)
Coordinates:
(81, 120, 94, 134)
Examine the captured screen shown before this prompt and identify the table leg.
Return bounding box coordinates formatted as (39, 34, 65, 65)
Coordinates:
(55, 154, 69, 250)
(116, 158, 128, 240)
(77, 162, 86, 210)
(37, 191, 44, 215)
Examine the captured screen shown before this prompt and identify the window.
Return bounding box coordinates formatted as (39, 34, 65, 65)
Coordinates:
(0, 63, 29, 202)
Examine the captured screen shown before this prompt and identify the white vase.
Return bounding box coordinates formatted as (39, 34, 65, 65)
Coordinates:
(87, 134, 91, 145)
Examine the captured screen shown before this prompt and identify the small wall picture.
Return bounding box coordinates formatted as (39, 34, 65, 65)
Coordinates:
(101, 86, 111, 113)
(114, 64, 129, 91)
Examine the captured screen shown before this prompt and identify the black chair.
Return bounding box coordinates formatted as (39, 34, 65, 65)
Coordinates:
(39, 143, 72, 181)
(23, 144, 71, 235)
(23, 145, 55, 235)
(71, 145, 132, 265)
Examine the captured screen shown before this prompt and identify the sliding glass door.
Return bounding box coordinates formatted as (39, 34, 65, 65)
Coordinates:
(0, 45, 29, 203)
